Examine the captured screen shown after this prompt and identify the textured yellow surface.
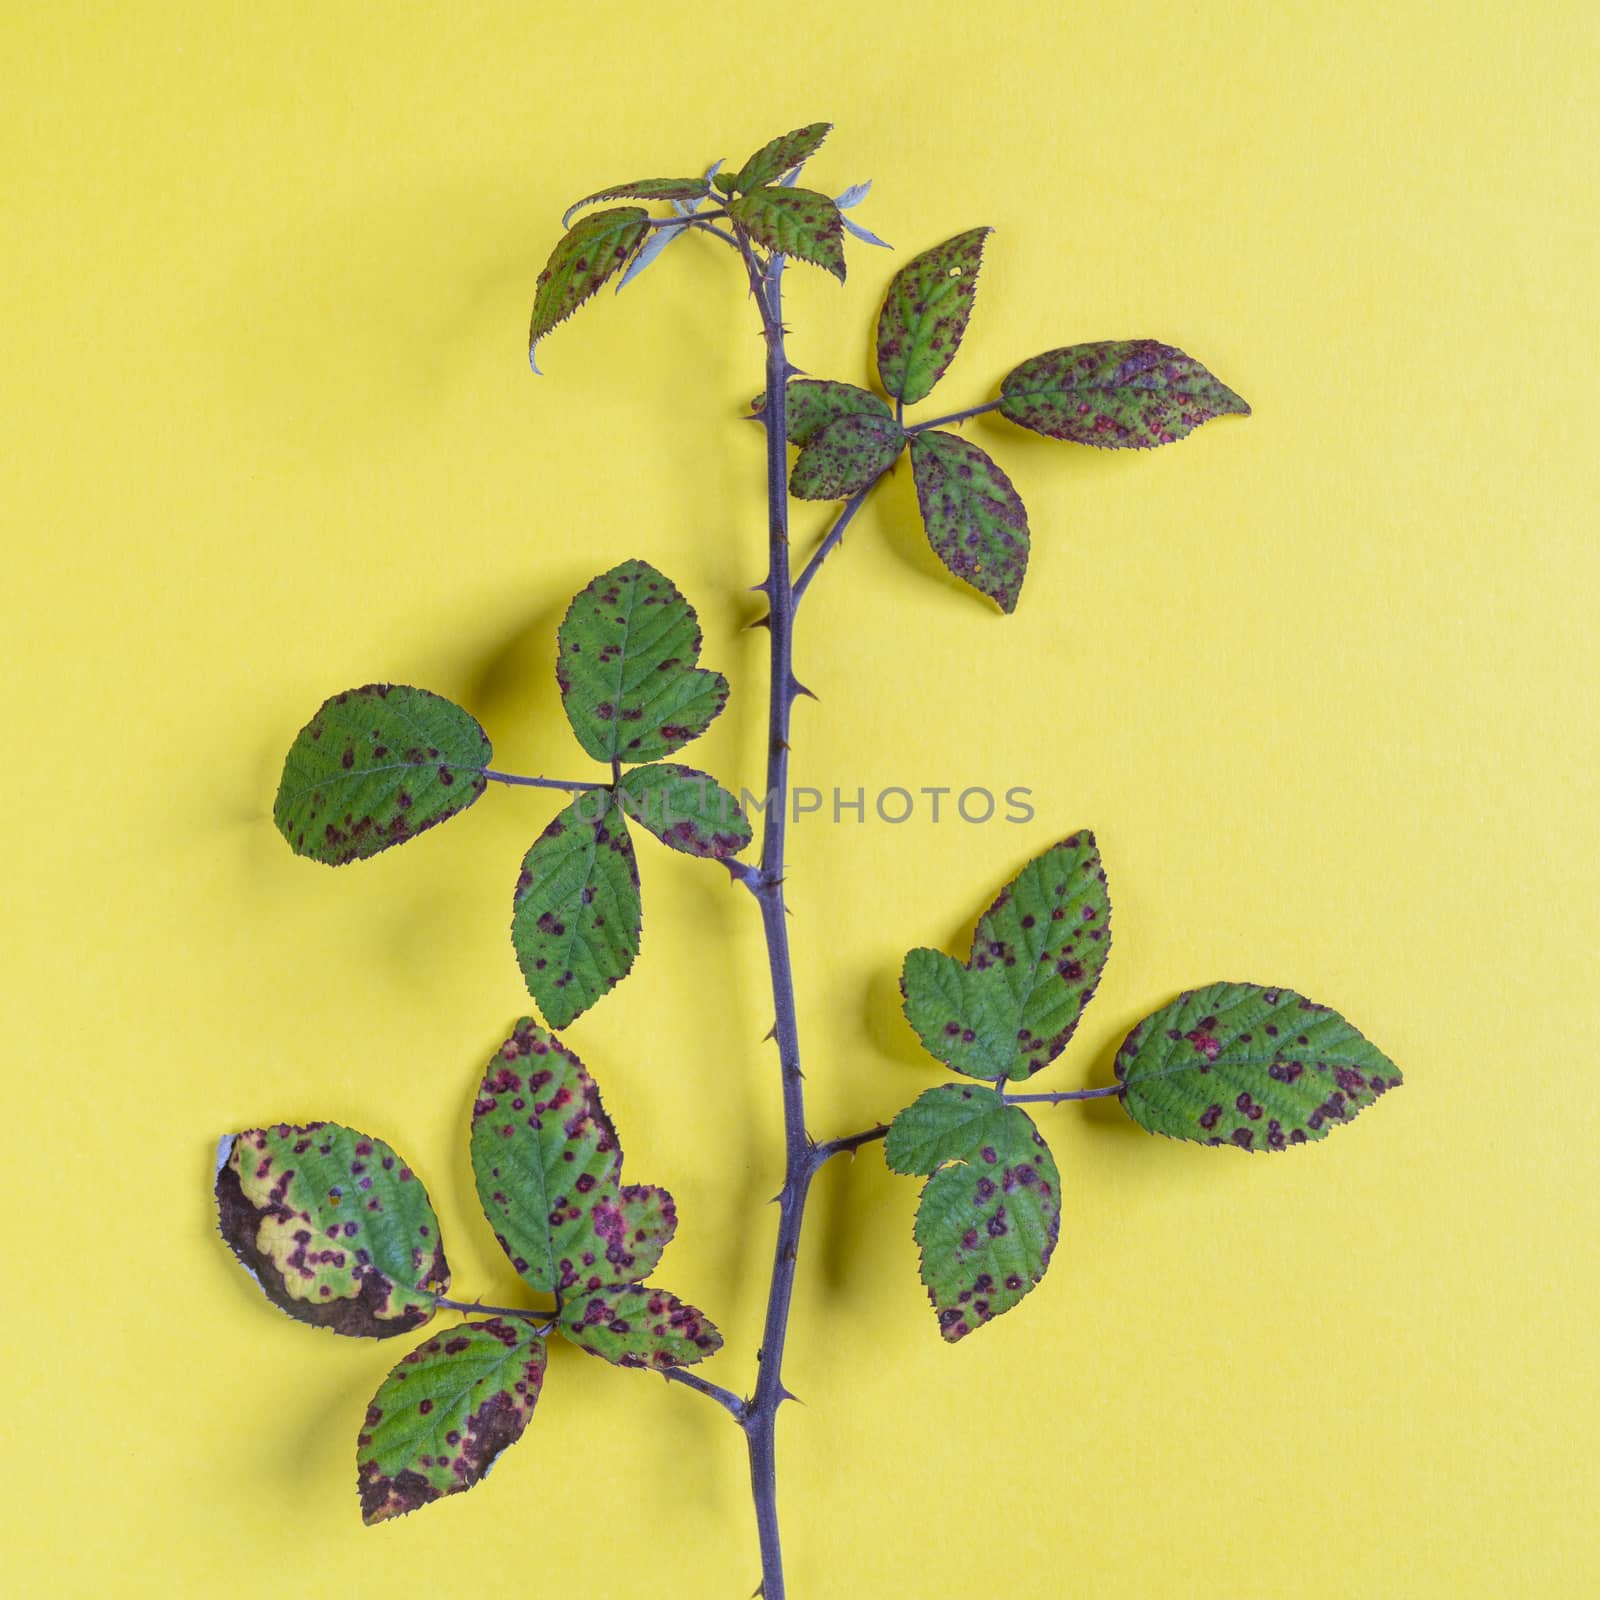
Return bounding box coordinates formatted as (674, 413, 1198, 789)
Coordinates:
(4, 3, 1597, 1595)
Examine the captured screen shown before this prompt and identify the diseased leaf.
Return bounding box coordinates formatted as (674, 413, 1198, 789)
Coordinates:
(876, 228, 990, 406)
(357, 1319, 545, 1524)
(998, 341, 1250, 448)
(1116, 982, 1402, 1150)
(471, 1019, 674, 1293)
(732, 121, 831, 192)
(886, 1083, 1012, 1176)
(274, 684, 489, 865)
(557, 559, 729, 763)
(216, 1122, 447, 1337)
(528, 207, 649, 360)
(617, 763, 752, 858)
(912, 1101, 1060, 1342)
(729, 188, 845, 281)
(561, 178, 708, 230)
(790, 413, 905, 500)
(558, 1284, 723, 1370)
(901, 831, 1110, 1082)
(751, 378, 893, 447)
(511, 792, 641, 1028)
(908, 430, 1030, 614)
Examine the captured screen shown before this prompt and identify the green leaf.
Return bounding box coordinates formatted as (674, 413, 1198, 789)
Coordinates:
(790, 413, 905, 500)
(511, 792, 641, 1028)
(273, 684, 489, 865)
(557, 559, 729, 763)
(731, 121, 831, 192)
(751, 378, 893, 446)
(1116, 982, 1402, 1150)
(528, 206, 649, 358)
(617, 763, 752, 858)
(216, 1122, 447, 1337)
(885, 1083, 1012, 1175)
(912, 1101, 1060, 1342)
(876, 227, 990, 406)
(357, 1319, 545, 1524)
(471, 1019, 676, 1293)
(901, 831, 1110, 1082)
(998, 341, 1250, 447)
(558, 1285, 723, 1370)
(561, 178, 708, 229)
(728, 188, 845, 280)
(908, 430, 1030, 614)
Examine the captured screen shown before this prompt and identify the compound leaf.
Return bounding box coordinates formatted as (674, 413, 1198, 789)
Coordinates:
(1116, 982, 1403, 1150)
(998, 341, 1250, 447)
(729, 188, 845, 280)
(511, 792, 641, 1028)
(885, 1083, 1012, 1176)
(357, 1319, 545, 1524)
(732, 121, 831, 192)
(912, 1102, 1060, 1342)
(216, 1122, 447, 1337)
(617, 763, 752, 858)
(557, 1284, 723, 1370)
(471, 1019, 673, 1293)
(557, 559, 729, 764)
(908, 429, 1030, 613)
(529, 206, 649, 361)
(561, 178, 708, 229)
(791, 413, 905, 500)
(752, 378, 893, 446)
(274, 684, 489, 865)
(901, 831, 1110, 1082)
(876, 227, 990, 406)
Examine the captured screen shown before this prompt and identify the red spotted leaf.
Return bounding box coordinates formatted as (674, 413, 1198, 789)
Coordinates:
(876, 228, 990, 406)
(274, 684, 490, 865)
(616, 763, 752, 859)
(357, 1319, 545, 1524)
(731, 121, 831, 192)
(557, 1284, 723, 1370)
(216, 1122, 447, 1337)
(469, 1020, 673, 1295)
(790, 412, 905, 500)
(908, 430, 1029, 613)
(511, 790, 641, 1028)
(998, 340, 1249, 447)
(729, 187, 846, 280)
(528, 207, 650, 364)
(901, 832, 1111, 1082)
(751, 377, 893, 446)
(1116, 982, 1403, 1151)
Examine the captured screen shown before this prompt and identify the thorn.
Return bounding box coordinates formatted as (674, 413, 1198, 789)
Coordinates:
(782, 360, 808, 380)
(749, 577, 773, 596)
(744, 613, 771, 632)
(762, 1021, 777, 1042)
(778, 1385, 802, 1406)
(789, 676, 818, 702)
(775, 738, 790, 752)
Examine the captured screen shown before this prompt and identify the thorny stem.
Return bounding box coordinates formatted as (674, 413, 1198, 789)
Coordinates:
(480, 769, 607, 793)
(791, 486, 871, 610)
(1001, 1083, 1125, 1104)
(905, 399, 1003, 433)
(662, 1367, 749, 1419)
(435, 1295, 554, 1328)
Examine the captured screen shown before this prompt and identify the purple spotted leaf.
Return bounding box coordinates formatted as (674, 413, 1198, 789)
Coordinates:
(908, 430, 1030, 613)
(750, 378, 893, 447)
(1117, 982, 1402, 1151)
(617, 763, 752, 859)
(730, 121, 831, 193)
(560, 178, 709, 230)
(728, 187, 846, 281)
(216, 1122, 448, 1338)
(357, 1319, 545, 1524)
(909, 1096, 1061, 1342)
(790, 412, 905, 500)
(470, 1020, 675, 1295)
(997, 341, 1250, 448)
(274, 684, 489, 865)
(876, 228, 990, 406)
(885, 1083, 1015, 1175)
(511, 792, 641, 1028)
(557, 559, 729, 764)
(528, 206, 650, 368)
(557, 1284, 723, 1370)
(901, 832, 1110, 1082)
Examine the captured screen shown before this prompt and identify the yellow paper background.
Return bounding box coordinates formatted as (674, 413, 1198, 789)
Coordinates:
(4, 3, 1597, 1594)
